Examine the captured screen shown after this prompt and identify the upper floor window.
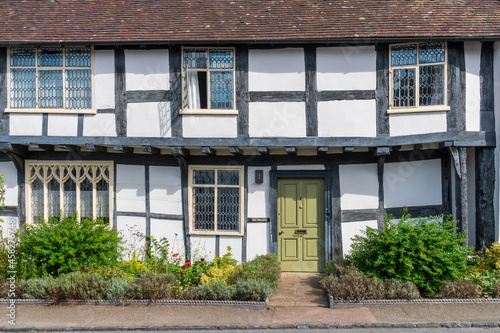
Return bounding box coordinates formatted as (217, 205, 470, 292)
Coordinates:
(182, 47, 236, 114)
(7, 46, 94, 113)
(389, 42, 449, 113)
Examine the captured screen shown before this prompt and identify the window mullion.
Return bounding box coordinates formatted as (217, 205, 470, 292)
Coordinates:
(35, 50, 39, 108)
(76, 167, 81, 222)
(207, 51, 211, 110)
(92, 170, 97, 220)
(42, 167, 48, 221)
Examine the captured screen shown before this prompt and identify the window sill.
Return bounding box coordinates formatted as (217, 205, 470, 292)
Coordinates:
(387, 106, 450, 115)
(5, 108, 97, 115)
(189, 230, 244, 237)
(181, 108, 238, 115)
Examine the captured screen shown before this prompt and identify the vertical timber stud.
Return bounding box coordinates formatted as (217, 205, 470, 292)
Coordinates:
(376, 44, 390, 137)
(305, 47, 318, 137)
(476, 41, 495, 250)
(331, 161, 342, 258)
(114, 49, 127, 137)
(236, 46, 249, 137)
(145, 165, 151, 250)
(172, 148, 191, 260)
(0, 48, 8, 136)
(377, 156, 386, 229)
(170, 46, 183, 137)
(242, 165, 248, 262)
(447, 42, 466, 132)
(441, 152, 452, 216)
(452, 147, 468, 245)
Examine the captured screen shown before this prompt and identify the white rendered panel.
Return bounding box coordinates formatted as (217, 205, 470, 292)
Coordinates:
(117, 216, 146, 260)
(219, 237, 243, 263)
(389, 112, 447, 136)
(9, 114, 43, 136)
(190, 236, 216, 262)
(149, 166, 182, 215)
(47, 115, 78, 136)
(339, 164, 378, 210)
(116, 165, 146, 213)
(182, 115, 237, 138)
(248, 49, 305, 91)
(341, 220, 378, 256)
(246, 223, 269, 260)
(125, 50, 169, 91)
(83, 114, 117, 137)
(465, 42, 481, 132)
(318, 100, 377, 137)
(384, 159, 442, 208)
(277, 165, 325, 171)
(495, 42, 500, 241)
(127, 102, 171, 138)
(249, 102, 306, 137)
(248, 167, 271, 218)
(0, 161, 18, 206)
(0, 217, 19, 239)
(150, 219, 184, 256)
(95, 50, 115, 109)
(317, 46, 376, 91)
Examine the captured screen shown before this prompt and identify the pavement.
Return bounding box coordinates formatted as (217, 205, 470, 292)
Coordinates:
(1, 273, 500, 331)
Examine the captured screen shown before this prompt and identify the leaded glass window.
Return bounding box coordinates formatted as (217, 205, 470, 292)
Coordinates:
(182, 48, 235, 111)
(390, 43, 446, 110)
(9, 46, 92, 111)
(189, 166, 244, 235)
(26, 162, 113, 225)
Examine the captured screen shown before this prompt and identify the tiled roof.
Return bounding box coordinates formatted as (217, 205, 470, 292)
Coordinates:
(0, 0, 498, 44)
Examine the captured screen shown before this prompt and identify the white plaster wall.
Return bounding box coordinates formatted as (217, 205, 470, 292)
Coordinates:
(467, 148, 476, 248)
(83, 114, 117, 137)
(125, 50, 169, 91)
(117, 216, 146, 259)
(0, 217, 19, 239)
(9, 114, 43, 136)
(0, 161, 18, 206)
(317, 46, 376, 91)
(246, 223, 269, 260)
(47, 115, 78, 136)
(465, 42, 481, 132)
(190, 236, 216, 262)
(384, 159, 442, 208)
(248, 167, 271, 218)
(219, 237, 243, 263)
(182, 115, 237, 138)
(389, 112, 447, 136)
(149, 166, 182, 215)
(249, 102, 306, 137)
(150, 218, 185, 256)
(115, 165, 146, 213)
(248, 48, 305, 91)
(341, 220, 378, 256)
(127, 102, 171, 137)
(94, 50, 115, 110)
(318, 100, 377, 137)
(277, 165, 325, 171)
(339, 164, 378, 210)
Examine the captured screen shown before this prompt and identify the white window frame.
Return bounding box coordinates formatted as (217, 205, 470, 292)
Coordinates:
(6, 46, 96, 114)
(388, 42, 450, 114)
(188, 165, 244, 236)
(181, 46, 237, 115)
(25, 161, 114, 226)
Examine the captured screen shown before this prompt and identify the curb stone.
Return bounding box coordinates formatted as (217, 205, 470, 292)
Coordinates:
(471, 322, 500, 327)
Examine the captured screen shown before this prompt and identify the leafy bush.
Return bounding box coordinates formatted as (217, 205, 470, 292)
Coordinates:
(128, 272, 177, 300)
(186, 280, 233, 300)
(473, 242, 500, 274)
(105, 278, 130, 300)
(15, 214, 123, 278)
(383, 279, 419, 299)
(437, 279, 480, 299)
(233, 278, 273, 301)
(238, 254, 281, 288)
(22, 276, 58, 299)
(465, 271, 500, 298)
(346, 210, 473, 293)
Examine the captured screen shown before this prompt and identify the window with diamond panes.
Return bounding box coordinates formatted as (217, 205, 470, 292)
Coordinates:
(26, 162, 113, 225)
(189, 167, 243, 235)
(390, 43, 446, 109)
(182, 48, 235, 111)
(9, 47, 92, 111)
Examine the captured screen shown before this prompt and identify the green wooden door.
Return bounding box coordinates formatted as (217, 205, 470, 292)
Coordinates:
(278, 178, 325, 272)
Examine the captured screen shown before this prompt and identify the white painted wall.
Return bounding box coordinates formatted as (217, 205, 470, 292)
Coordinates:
(219, 237, 243, 263)
(190, 236, 216, 262)
(384, 159, 442, 208)
(341, 220, 378, 256)
(339, 164, 378, 210)
(494, 41, 500, 242)
(0, 161, 18, 207)
(248, 48, 305, 91)
(318, 100, 377, 137)
(149, 166, 182, 215)
(94, 50, 115, 110)
(249, 102, 306, 137)
(389, 112, 447, 136)
(248, 166, 271, 218)
(125, 49, 170, 91)
(47, 115, 78, 136)
(150, 218, 184, 256)
(127, 102, 171, 137)
(115, 164, 146, 213)
(0, 217, 19, 239)
(182, 115, 237, 138)
(9, 114, 43, 136)
(117, 216, 147, 259)
(317, 46, 376, 91)
(83, 114, 117, 137)
(246, 222, 269, 261)
(465, 42, 481, 132)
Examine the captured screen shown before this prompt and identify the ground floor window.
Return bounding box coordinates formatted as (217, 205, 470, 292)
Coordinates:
(188, 165, 244, 236)
(25, 161, 113, 225)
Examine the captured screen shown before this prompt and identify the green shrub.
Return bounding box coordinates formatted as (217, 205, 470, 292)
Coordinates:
(57, 272, 109, 300)
(16, 214, 123, 278)
(383, 279, 419, 300)
(465, 271, 500, 298)
(324, 258, 349, 276)
(186, 280, 233, 300)
(128, 272, 177, 300)
(346, 210, 473, 293)
(233, 278, 273, 301)
(473, 242, 500, 274)
(437, 279, 480, 299)
(239, 254, 281, 288)
(22, 276, 58, 299)
(322, 266, 385, 301)
(106, 278, 130, 300)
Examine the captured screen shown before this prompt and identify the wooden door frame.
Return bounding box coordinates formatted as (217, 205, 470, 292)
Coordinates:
(270, 170, 333, 266)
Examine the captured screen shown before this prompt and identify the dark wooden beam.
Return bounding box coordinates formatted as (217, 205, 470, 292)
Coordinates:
(285, 146, 296, 155)
(171, 146, 190, 158)
(439, 141, 454, 149)
(113, 145, 133, 154)
(201, 147, 216, 156)
(376, 43, 390, 137)
(229, 146, 243, 156)
(317, 146, 328, 155)
(305, 46, 318, 137)
(85, 143, 107, 152)
(0, 48, 8, 136)
(142, 145, 160, 154)
(0, 143, 28, 157)
(169, 46, 182, 137)
(29, 143, 53, 151)
(114, 49, 127, 137)
(318, 90, 375, 101)
(414, 143, 423, 150)
(257, 146, 269, 155)
(391, 145, 402, 152)
(126, 90, 172, 103)
(236, 46, 249, 137)
(373, 146, 390, 156)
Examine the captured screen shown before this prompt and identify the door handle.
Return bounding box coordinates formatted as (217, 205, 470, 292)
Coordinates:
(278, 231, 284, 235)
